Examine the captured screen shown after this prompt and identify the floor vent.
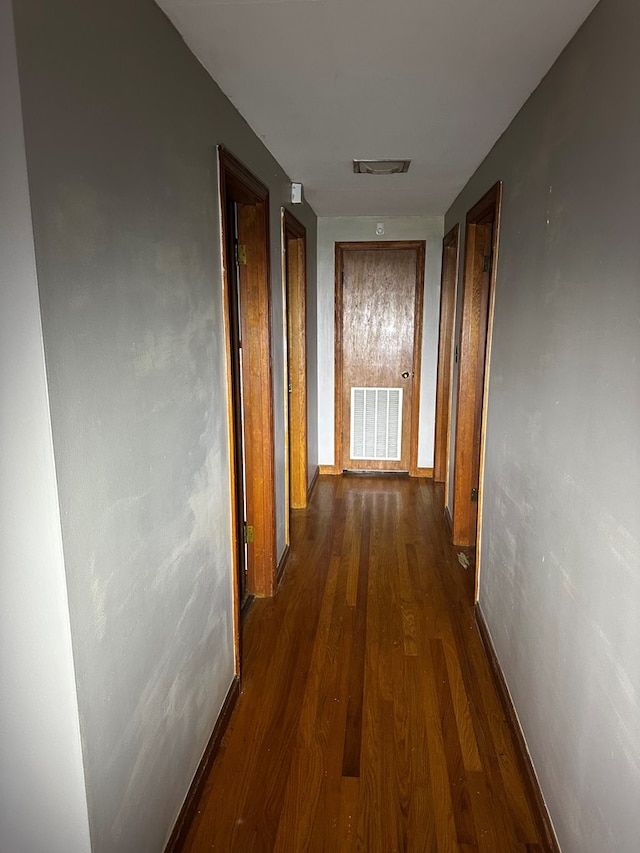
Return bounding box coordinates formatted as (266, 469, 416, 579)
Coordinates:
(350, 387, 402, 460)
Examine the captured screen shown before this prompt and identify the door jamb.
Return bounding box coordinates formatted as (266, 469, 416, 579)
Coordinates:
(334, 241, 425, 476)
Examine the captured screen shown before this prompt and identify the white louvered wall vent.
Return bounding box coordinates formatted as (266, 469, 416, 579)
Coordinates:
(350, 387, 403, 461)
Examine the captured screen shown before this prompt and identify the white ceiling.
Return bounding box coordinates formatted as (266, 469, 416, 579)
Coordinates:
(155, 0, 599, 217)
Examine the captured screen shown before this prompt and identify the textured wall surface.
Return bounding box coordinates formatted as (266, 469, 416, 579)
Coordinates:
(0, 1, 91, 850)
(317, 216, 444, 469)
(445, 0, 640, 850)
(12, 0, 316, 849)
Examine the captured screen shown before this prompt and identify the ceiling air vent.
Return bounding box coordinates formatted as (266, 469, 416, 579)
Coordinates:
(353, 159, 411, 175)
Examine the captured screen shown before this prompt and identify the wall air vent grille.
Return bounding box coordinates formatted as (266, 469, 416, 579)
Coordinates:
(350, 387, 402, 460)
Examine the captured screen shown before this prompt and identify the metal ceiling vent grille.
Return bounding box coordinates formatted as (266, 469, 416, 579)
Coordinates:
(350, 387, 403, 461)
(353, 159, 411, 175)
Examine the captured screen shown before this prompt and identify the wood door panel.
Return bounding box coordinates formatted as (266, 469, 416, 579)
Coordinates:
(452, 182, 502, 550)
(340, 246, 422, 472)
(219, 147, 276, 614)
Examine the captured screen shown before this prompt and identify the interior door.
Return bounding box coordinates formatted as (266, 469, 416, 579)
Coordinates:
(338, 244, 423, 472)
(452, 181, 502, 550)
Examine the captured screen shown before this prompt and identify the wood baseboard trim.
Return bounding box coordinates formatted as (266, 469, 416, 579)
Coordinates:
(276, 543, 290, 584)
(318, 464, 340, 475)
(307, 465, 320, 500)
(165, 676, 240, 852)
(474, 605, 561, 853)
(410, 467, 433, 478)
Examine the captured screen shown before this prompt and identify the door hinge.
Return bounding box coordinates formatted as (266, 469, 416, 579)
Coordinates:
(470, 488, 478, 503)
(243, 523, 254, 544)
(482, 254, 492, 273)
(235, 243, 247, 266)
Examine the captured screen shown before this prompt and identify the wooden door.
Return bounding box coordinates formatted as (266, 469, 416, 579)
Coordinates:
(452, 182, 502, 551)
(336, 242, 425, 473)
(219, 147, 277, 676)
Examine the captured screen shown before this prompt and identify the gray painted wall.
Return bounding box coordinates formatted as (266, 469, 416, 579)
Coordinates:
(317, 215, 444, 469)
(10, 0, 317, 850)
(445, 0, 640, 849)
(0, 1, 91, 849)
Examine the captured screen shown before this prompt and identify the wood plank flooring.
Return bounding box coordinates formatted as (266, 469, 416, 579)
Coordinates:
(178, 475, 549, 852)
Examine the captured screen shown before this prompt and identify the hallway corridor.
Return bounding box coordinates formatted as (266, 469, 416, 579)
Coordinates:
(177, 475, 549, 852)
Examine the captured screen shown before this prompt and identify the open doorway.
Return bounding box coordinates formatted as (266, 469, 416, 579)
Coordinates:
(219, 148, 277, 669)
(451, 183, 502, 574)
(434, 224, 460, 499)
(282, 210, 308, 523)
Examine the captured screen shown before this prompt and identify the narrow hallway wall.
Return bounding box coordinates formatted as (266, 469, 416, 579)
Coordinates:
(0, 0, 90, 849)
(11, 0, 317, 849)
(445, 0, 640, 849)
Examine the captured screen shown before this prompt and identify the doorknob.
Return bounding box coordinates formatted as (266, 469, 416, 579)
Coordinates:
(402, 371, 410, 379)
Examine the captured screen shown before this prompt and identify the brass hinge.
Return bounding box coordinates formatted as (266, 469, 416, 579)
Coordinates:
(243, 523, 254, 544)
(470, 488, 478, 503)
(235, 243, 247, 266)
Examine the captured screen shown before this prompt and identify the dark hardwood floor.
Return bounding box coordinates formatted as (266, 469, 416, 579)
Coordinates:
(178, 475, 550, 852)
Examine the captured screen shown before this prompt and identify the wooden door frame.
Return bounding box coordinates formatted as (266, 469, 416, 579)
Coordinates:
(219, 147, 277, 670)
(281, 209, 308, 521)
(434, 224, 460, 497)
(333, 241, 425, 476)
(452, 182, 502, 576)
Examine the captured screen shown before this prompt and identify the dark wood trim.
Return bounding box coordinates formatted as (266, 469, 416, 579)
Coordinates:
(307, 464, 320, 501)
(474, 605, 561, 853)
(452, 182, 502, 551)
(219, 147, 269, 204)
(219, 146, 277, 600)
(434, 224, 459, 487)
(276, 543, 290, 584)
(319, 464, 340, 476)
(334, 241, 426, 475)
(283, 208, 306, 238)
(164, 677, 240, 853)
(444, 504, 453, 535)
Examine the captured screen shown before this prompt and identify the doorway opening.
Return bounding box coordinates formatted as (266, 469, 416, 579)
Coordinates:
(334, 241, 425, 475)
(434, 224, 460, 500)
(282, 210, 308, 523)
(451, 183, 502, 584)
(219, 148, 277, 670)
